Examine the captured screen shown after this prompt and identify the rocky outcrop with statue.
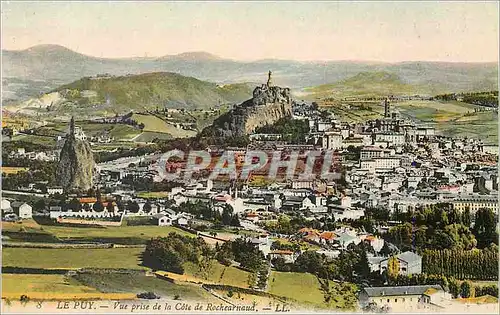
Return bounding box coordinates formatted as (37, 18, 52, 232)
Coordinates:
(201, 71, 293, 138)
(56, 117, 95, 192)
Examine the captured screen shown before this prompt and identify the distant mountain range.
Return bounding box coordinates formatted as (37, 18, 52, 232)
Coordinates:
(2, 44, 498, 102)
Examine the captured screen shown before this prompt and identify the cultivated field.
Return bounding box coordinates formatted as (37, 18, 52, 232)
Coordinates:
(1, 274, 136, 300)
(3, 247, 145, 269)
(1, 166, 29, 175)
(136, 191, 170, 199)
(183, 261, 251, 288)
(269, 271, 358, 309)
(319, 99, 498, 144)
(130, 113, 196, 138)
(73, 271, 216, 302)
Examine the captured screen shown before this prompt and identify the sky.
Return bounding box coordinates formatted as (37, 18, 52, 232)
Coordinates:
(2, 1, 499, 62)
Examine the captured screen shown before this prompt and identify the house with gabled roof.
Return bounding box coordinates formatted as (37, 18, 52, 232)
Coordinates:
(11, 201, 32, 219)
(379, 251, 422, 275)
(153, 213, 173, 226)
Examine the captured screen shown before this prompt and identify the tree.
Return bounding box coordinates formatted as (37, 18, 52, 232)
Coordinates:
(221, 205, 233, 226)
(462, 208, 472, 227)
(127, 201, 140, 213)
(143, 233, 207, 274)
(143, 201, 152, 213)
(387, 256, 400, 280)
(67, 198, 81, 212)
(198, 246, 215, 280)
(460, 281, 475, 298)
(277, 215, 291, 234)
(388, 223, 413, 250)
(380, 242, 399, 257)
(442, 224, 477, 250)
(448, 208, 462, 225)
(436, 207, 449, 228)
(106, 201, 115, 212)
(230, 215, 240, 227)
(92, 201, 104, 212)
(34, 199, 46, 212)
(448, 278, 460, 298)
(317, 274, 333, 304)
(473, 208, 498, 248)
(293, 251, 326, 276)
(355, 243, 371, 281)
(271, 257, 290, 272)
(247, 272, 257, 288)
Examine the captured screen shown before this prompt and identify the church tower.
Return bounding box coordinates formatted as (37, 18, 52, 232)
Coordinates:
(384, 98, 391, 118)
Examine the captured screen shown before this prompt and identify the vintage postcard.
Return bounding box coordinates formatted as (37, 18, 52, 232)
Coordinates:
(1, 1, 499, 314)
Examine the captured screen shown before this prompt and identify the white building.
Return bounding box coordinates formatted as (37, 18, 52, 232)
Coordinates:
(322, 130, 343, 150)
(11, 202, 33, 219)
(153, 213, 173, 226)
(374, 132, 405, 146)
(360, 147, 385, 160)
(1, 199, 12, 211)
(47, 187, 64, 195)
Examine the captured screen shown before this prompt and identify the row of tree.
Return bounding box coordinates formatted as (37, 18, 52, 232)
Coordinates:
(179, 201, 240, 227)
(422, 247, 498, 280)
(385, 205, 498, 251)
(433, 91, 498, 108)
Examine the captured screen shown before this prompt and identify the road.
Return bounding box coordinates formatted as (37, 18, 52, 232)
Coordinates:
(2, 190, 48, 198)
(97, 153, 162, 171)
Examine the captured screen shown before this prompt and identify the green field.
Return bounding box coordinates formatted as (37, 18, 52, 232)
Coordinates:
(397, 100, 480, 120)
(131, 113, 196, 138)
(42, 224, 193, 240)
(73, 271, 217, 302)
(2, 272, 210, 301)
(397, 100, 498, 144)
(132, 131, 173, 142)
(3, 247, 145, 269)
(3, 220, 194, 244)
(269, 271, 358, 309)
(183, 261, 250, 288)
(2, 274, 100, 295)
(136, 191, 170, 199)
(319, 99, 498, 144)
(9, 134, 57, 146)
(436, 111, 498, 144)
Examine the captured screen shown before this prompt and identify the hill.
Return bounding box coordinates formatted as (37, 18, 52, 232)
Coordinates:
(3, 45, 497, 101)
(33, 72, 252, 114)
(159, 51, 224, 61)
(305, 71, 426, 99)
